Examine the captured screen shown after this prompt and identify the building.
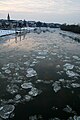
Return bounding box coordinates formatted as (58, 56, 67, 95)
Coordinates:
(7, 13, 10, 21)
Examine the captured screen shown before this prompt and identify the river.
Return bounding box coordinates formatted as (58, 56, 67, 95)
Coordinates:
(0, 28, 80, 120)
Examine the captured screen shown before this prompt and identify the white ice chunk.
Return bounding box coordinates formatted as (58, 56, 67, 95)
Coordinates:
(2, 67, 9, 70)
(23, 55, 27, 57)
(0, 105, 15, 119)
(64, 63, 74, 70)
(36, 56, 46, 59)
(24, 61, 30, 66)
(73, 115, 80, 120)
(73, 56, 80, 61)
(29, 115, 37, 120)
(6, 84, 19, 94)
(26, 68, 37, 77)
(66, 70, 79, 77)
(24, 95, 31, 101)
(29, 87, 39, 96)
(5, 69, 11, 74)
(63, 105, 72, 113)
(21, 82, 33, 89)
(14, 94, 21, 100)
(52, 81, 61, 93)
(56, 65, 60, 68)
(49, 118, 60, 120)
(38, 50, 48, 55)
(71, 83, 80, 88)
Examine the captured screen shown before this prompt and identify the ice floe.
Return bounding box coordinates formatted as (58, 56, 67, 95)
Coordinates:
(0, 105, 15, 119)
(29, 87, 40, 97)
(29, 114, 43, 120)
(64, 63, 74, 70)
(24, 95, 31, 101)
(21, 82, 33, 89)
(14, 94, 21, 101)
(24, 61, 30, 66)
(51, 52, 57, 56)
(52, 81, 61, 93)
(73, 56, 80, 61)
(49, 118, 60, 120)
(66, 70, 79, 77)
(36, 56, 46, 59)
(68, 115, 80, 120)
(36, 79, 43, 83)
(63, 105, 75, 114)
(71, 83, 80, 88)
(5, 69, 11, 74)
(38, 50, 48, 55)
(6, 84, 19, 94)
(26, 68, 37, 77)
(56, 65, 60, 68)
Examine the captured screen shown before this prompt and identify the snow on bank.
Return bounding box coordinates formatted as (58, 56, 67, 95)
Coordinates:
(0, 30, 15, 37)
(0, 27, 36, 37)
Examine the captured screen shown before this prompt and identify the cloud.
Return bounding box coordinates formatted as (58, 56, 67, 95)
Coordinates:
(0, 0, 80, 23)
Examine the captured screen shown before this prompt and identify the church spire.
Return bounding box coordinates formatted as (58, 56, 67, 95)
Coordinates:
(7, 13, 10, 21)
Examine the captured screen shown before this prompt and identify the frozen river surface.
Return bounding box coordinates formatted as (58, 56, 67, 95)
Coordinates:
(0, 28, 80, 120)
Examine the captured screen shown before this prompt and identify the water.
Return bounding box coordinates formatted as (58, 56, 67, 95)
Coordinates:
(0, 28, 80, 120)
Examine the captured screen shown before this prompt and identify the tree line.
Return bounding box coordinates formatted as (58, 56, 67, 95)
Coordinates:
(60, 24, 80, 34)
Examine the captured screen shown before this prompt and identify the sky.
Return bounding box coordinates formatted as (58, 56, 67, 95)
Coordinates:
(0, 0, 80, 24)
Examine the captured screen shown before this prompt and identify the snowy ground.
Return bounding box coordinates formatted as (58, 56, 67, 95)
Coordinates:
(0, 27, 35, 37)
(0, 30, 15, 37)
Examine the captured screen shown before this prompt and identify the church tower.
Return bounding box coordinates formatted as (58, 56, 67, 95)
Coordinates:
(7, 13, 10, 21)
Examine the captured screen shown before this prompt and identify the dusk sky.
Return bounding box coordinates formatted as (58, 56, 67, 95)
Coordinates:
(0, 0, 80, 24)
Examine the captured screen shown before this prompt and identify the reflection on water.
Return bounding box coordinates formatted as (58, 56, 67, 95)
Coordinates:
(15, 31, 26, 43)
(0, 28, 80, 120)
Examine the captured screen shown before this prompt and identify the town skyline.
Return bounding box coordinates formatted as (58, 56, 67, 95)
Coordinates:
(0, 0, 80, 24)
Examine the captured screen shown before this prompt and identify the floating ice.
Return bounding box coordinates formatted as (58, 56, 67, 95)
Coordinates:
(2, 66, 9, 70)
(24, 95, 31, 101)
(43, 80, 53, 84)
(10, 113, 15, 118)
(5, 69, 11, 74)
(30, 64, 35, 67)
(29, 115, 43, 120)
(64, 63, 74, 70)
(51, 53, 57, 56)
(73, 56, 80, 61)
(36, 56, 46, 59)
(26, 68, 37, 77)
(23, 55, 27, 57)
(52, 81, 61, 93)
(63, 105, 75, 114)
(49, 118, 60, 120)
(15, 67, 19, 71)
(36, 79, 43, 83)
(29, 87, 39, 97)
(14, 94, 21, 101)
(21, 82, 33, 89)
(68, 115, 80, 120)
(6, 84, 19, 94)
(0, 105, 15, 119)
(24, 61, 30, 66)
(29, 115, 37, 120)
(73, 115, 80, 120)
(38, 50, 48, 55)
(71, 83, 80, 88)
(66, 70, 79, 77)
(9, 63, 15, 69)
(56, 65, 60, 68)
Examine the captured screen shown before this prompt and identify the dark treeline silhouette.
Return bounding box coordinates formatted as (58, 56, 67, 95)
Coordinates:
(0, 19, 60, 29)
(60, 24, 80, 34)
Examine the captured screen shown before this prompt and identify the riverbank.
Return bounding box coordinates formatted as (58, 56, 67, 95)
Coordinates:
(60, 24, 80, 34)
